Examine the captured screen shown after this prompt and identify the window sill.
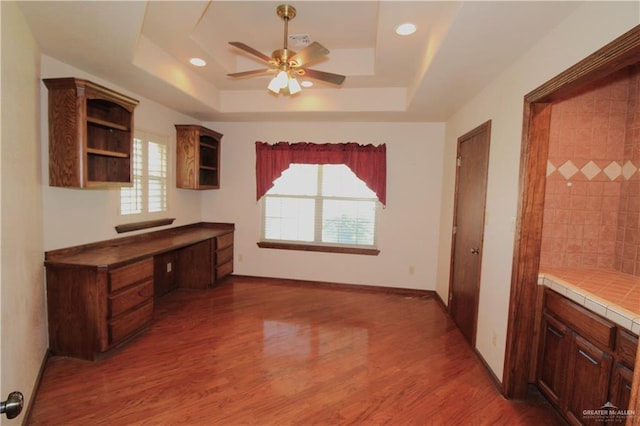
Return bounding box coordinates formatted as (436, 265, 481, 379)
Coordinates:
(257, 241, 380, 256)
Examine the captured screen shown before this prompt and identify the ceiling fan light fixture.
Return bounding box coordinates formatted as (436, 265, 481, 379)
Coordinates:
(268, 76, 283, 93)
(288, 77, 302, 94)
(395, 22, 417, 36)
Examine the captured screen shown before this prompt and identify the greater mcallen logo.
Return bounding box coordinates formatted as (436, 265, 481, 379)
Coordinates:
(583, 402, 635, 423)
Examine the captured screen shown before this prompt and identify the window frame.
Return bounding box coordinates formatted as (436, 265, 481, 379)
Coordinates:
(258, 164, 381, 256)
(119, 131, 169, 220)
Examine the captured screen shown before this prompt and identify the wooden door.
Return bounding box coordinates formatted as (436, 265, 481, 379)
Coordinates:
(537, 313, 570, 407)
(563, 334, 612, 426)
(449, 121, 491, 345)
(610, 362, 634, 411)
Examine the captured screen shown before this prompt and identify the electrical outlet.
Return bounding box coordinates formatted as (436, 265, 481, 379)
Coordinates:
(409, 265, 415, 275)
(238, 254, 243, 262)
(492, 332, 497, 346)
(166, 262, 172, 273)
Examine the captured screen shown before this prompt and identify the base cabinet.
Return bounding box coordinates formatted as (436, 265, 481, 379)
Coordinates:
(45, 223, 234, 359)
(536, 288, 637, 425)
(46, 258, 154, 360)
(563, 335, 612, 426)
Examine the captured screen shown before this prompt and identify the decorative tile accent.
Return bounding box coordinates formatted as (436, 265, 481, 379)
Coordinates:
(623, 160, 637, 180)
(580, 161, 600, 181)
(549, 159, 640, 182)
(603, 161, 622, 180)
(558, 160, 579, 179)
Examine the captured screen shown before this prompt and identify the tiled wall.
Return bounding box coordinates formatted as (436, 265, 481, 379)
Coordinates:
(541, 67, 639, 271)
(617, 66, 640, 274)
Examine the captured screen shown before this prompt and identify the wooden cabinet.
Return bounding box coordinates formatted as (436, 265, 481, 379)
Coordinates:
(45, 223, 234, 359)
(215, 231, 234, 280)
(174, 233, 234, 288)
(175, 125, 222, 189)
(536, 288, 638, 425)
(537, 313, 569, 406)
(564, 335, 612, 425)
(107, 260, 154, 347)
(43, 77, 139, 188)
(46, 258, 153, 360)
(176, 240, 213, 289)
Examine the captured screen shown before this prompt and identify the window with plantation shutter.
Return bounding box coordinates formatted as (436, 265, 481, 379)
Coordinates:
(262, 164, 378, 250)
(120, 132, 168, 216)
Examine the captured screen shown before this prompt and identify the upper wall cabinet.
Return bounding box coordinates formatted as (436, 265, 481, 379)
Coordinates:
(43, 77, 139, 188)
(175, 125, 222, 190)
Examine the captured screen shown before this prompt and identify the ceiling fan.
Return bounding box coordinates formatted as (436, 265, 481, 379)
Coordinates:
(227, 4, 346, 95)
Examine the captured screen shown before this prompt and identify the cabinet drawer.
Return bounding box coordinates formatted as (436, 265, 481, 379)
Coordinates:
(216, 261, 233, 280)
(544, 289, 615, 350)
(217, 246, 233, 266)
(109, 259, 153, 292)
(617, 329, 638, 368)
(109, 299, 153, 345)
(109, 279, 153, 318)
(217, 233, 233, 250)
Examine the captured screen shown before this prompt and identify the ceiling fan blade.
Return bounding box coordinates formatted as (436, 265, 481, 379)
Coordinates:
(289, 42, 329, 67)
(300, 68, 346, 85)
(227, 69, 272, 78)
(228, 42, 271, 63)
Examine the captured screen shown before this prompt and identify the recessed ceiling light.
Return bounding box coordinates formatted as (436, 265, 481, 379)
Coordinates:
(301, 80, 314, 88)
(395, 23, 417, 36)
(189, 57, 207, 67)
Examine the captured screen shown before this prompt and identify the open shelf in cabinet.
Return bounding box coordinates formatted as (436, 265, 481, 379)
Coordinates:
(176, 125, 222, 190)
(44, 77, 138, 188)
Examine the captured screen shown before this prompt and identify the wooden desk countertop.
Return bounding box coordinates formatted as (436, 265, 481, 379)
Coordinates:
(45, 222, 234, 269)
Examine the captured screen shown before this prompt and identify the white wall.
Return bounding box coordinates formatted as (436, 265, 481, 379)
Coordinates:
(201, 121, 445, 290)
(436, 2, 640, 382)
(0, 3, 46, 423)
(40, 56, 204, 250)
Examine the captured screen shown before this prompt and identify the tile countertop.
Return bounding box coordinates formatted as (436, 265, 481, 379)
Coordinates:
(539, 267, 640, 335)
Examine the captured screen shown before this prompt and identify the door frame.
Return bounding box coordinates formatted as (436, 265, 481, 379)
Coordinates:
(448, 120, 492, 347)
(502, 25, 640, 401)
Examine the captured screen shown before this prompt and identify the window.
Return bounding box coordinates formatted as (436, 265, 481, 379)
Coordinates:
(120, 132, 168, 216)
(262, 164, 378, 249)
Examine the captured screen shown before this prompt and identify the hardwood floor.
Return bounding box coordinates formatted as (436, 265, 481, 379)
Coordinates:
(29, 276, 564, 425)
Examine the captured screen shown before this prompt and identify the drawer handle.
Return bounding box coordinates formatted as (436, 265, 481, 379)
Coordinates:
(578, 349, 598, 365)
(548, 326, 563, 338)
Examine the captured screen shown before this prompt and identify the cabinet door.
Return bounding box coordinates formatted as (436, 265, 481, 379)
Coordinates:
(537, 313, 570, 406)
(610, 362, 633, 412)
(564, 334, 612, 426)
(176, 240, 213, 289)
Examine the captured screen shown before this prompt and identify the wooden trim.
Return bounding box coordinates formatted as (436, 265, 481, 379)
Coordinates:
(22, 350, 50, 425)
(503, 102, 552, 399)
(257, 241, 380, 256)
(526, 25, 640, 103)
(503, 24, 640, 402)
(115, 218, 175, 234)
(230, 274, 433, 298)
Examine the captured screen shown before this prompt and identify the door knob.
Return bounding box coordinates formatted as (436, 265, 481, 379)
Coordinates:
(0, 391, 23, 419)
(470, 248, 480, 255)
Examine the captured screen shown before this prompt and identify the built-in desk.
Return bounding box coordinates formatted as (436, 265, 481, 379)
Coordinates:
(44, 222, 234, 360)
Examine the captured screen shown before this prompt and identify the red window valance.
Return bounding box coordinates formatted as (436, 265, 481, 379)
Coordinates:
(256, 141, 387, 206)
